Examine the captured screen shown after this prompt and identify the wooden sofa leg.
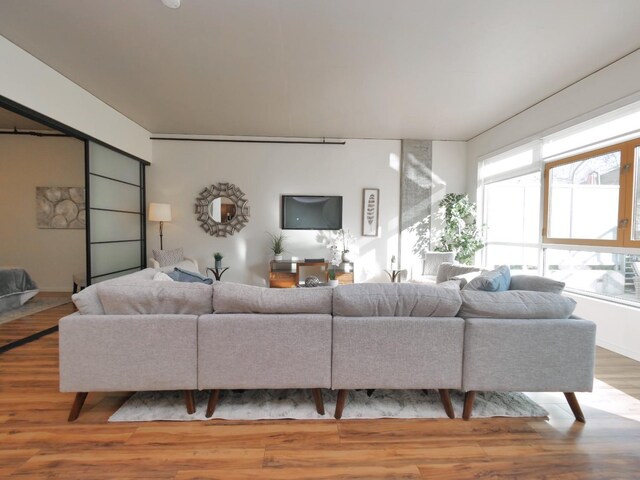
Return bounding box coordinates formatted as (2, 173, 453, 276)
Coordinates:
(68, 392, 88, 422)
(206, 390, 220, 418)
(463, 391, 476, 420)
(311, 388, 325, 415)
(564, 392, 586, 423)
(184, 390, 196, 415)
(438, 389, 455, 419)
(334, 389, 348, 419)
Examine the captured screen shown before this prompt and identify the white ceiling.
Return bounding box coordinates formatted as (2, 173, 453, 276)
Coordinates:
(1, 0, 640, 140)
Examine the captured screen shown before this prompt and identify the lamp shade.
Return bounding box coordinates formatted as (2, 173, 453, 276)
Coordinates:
(148, 203, 172, 222)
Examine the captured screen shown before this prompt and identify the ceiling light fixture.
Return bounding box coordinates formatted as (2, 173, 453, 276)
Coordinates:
(161, 0, 181, 9)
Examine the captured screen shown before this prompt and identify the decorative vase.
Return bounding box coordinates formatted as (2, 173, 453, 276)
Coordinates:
(215, 259, 222, 269)
(274, 254, 283, 261)
(328, 279, 339, 287)
(342, 251, 353, 263)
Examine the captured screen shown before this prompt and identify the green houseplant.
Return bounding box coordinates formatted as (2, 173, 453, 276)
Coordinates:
(432, 193, 484, 265)
(268, 231, 286, 261)
(213, 252, 223, 269)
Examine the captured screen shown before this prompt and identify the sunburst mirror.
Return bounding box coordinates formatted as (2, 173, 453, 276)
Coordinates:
(194, 183, 250, 237)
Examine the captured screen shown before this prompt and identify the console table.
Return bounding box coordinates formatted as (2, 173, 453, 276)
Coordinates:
(269, 260, 354, 288)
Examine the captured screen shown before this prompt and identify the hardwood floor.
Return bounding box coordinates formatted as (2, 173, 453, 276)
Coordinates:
(1, 303, 640, 478)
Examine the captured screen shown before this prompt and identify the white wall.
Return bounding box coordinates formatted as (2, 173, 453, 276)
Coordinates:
(147, 138, 401, 286)
(0, 37, 152, 162)
(0, 135, 85, 291)
(466, 49, 640, 361)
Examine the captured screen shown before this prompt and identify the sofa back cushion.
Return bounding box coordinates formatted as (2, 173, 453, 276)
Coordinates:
(97, 281, 213, 315)
(213, 282, 332, 314)
(509, 275, 565, 294)
(333, 282, 462, 317)
(458, 290, 576, 319)
(71, 268, 157, 315)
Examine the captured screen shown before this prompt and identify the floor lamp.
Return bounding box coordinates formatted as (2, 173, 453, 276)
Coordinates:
(148, 203, 172, 250)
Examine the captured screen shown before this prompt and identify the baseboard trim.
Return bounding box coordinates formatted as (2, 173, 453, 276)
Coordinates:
(597, 339, 640, 362)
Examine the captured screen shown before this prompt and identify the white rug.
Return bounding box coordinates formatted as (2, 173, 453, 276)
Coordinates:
(109, 389, 548, 422)
(0, 296, 71, 325)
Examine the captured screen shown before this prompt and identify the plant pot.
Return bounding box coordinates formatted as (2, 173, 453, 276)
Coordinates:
(274, 254, 283, 261)
(328, 279, 339, 287)
(215, 259, 222, 269)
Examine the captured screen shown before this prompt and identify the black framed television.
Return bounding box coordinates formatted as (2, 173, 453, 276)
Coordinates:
(281, 195, 343, 230)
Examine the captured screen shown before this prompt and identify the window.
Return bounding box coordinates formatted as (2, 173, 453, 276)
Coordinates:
(543, 138, 640, 247)
(483, 172, 541, 273)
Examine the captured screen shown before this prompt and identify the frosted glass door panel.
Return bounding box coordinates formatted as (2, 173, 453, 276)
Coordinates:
(87, 140, 145, 284)
(89, 142, 140, 185)
(91, 268, 141, 284)
(90, 210, 141, 243)
(91, 242, 142, 278)
(90, 175, 141, 212)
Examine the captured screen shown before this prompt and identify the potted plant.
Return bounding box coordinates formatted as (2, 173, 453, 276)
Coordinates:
(213, 252, 223, 269)
(268, 231, 286, 261)
(432, 193, 484, 265)
(338, 229, 355, 263)
(328, 244, 340, 287)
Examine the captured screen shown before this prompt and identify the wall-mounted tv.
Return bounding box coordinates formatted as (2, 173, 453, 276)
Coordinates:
(282, 195, 343, 230)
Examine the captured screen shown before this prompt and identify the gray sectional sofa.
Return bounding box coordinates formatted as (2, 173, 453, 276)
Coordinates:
(60, 269, 596, 423)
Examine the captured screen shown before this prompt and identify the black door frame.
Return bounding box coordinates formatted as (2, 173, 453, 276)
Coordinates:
(0, 95, 150, 286)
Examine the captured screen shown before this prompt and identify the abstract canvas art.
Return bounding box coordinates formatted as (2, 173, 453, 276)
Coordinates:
(362, 188, 379, 237)
(36, 187, 86, 229)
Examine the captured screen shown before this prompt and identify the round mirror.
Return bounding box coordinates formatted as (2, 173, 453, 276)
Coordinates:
(207, 196, 237, 224)
(194, 182, 250, 237)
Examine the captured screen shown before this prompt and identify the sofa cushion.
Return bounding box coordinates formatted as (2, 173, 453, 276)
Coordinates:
(436, 262, 482, 284)
(458, 290, 577, 319)
(152, 247, 184, 268)
(97, 281, 213, 315)
(509, 275, 565, 294)
(167, 267, 213, 284)
(213, 282, 332, 314)
(71, 268, 157, 315)
(332, 283, 462, 317)
(463, 265, 511, 292)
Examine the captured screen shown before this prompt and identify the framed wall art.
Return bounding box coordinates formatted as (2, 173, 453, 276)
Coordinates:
(362, 188, 379, 237)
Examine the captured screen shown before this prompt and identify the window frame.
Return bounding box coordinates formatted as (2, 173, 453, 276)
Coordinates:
(542, 138, 640, 248)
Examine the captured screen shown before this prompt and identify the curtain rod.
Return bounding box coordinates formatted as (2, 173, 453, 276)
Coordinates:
(150, 136, 346, 145)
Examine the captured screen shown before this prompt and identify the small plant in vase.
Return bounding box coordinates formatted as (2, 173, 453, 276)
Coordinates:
(338, 229, 355, 263)
(268, 231, 286, 261)
(328, 244, 340, 287)
(213, 252, 223, 269)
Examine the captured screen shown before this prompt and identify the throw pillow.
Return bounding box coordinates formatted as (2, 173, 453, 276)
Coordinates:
(153, 271, 174, 282)
(436, 262, 482, 284)
(451, 271, 483, 288)
(509, 275, 565, 294)
(167, 267, 213, 285)
(463, 265, 511, 292)
(152, 247, 184, 268)
(458, 290, 577, 319)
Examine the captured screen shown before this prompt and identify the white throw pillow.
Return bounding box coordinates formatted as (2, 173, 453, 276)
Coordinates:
(152, 247, 184, 267)
(153, 271, 174, 282)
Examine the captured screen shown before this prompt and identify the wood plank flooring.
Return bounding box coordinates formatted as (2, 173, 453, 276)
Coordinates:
(1, 302, 640, 478)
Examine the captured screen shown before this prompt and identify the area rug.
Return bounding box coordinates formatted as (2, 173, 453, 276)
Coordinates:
(0, 296, 72, 325)
(109, 389, 547, 422)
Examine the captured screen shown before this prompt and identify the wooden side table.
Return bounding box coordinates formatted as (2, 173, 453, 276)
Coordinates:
(206, 266, 229, 281)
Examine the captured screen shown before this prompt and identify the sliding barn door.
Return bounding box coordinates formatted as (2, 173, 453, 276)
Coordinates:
(86, 142, 146, 284)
